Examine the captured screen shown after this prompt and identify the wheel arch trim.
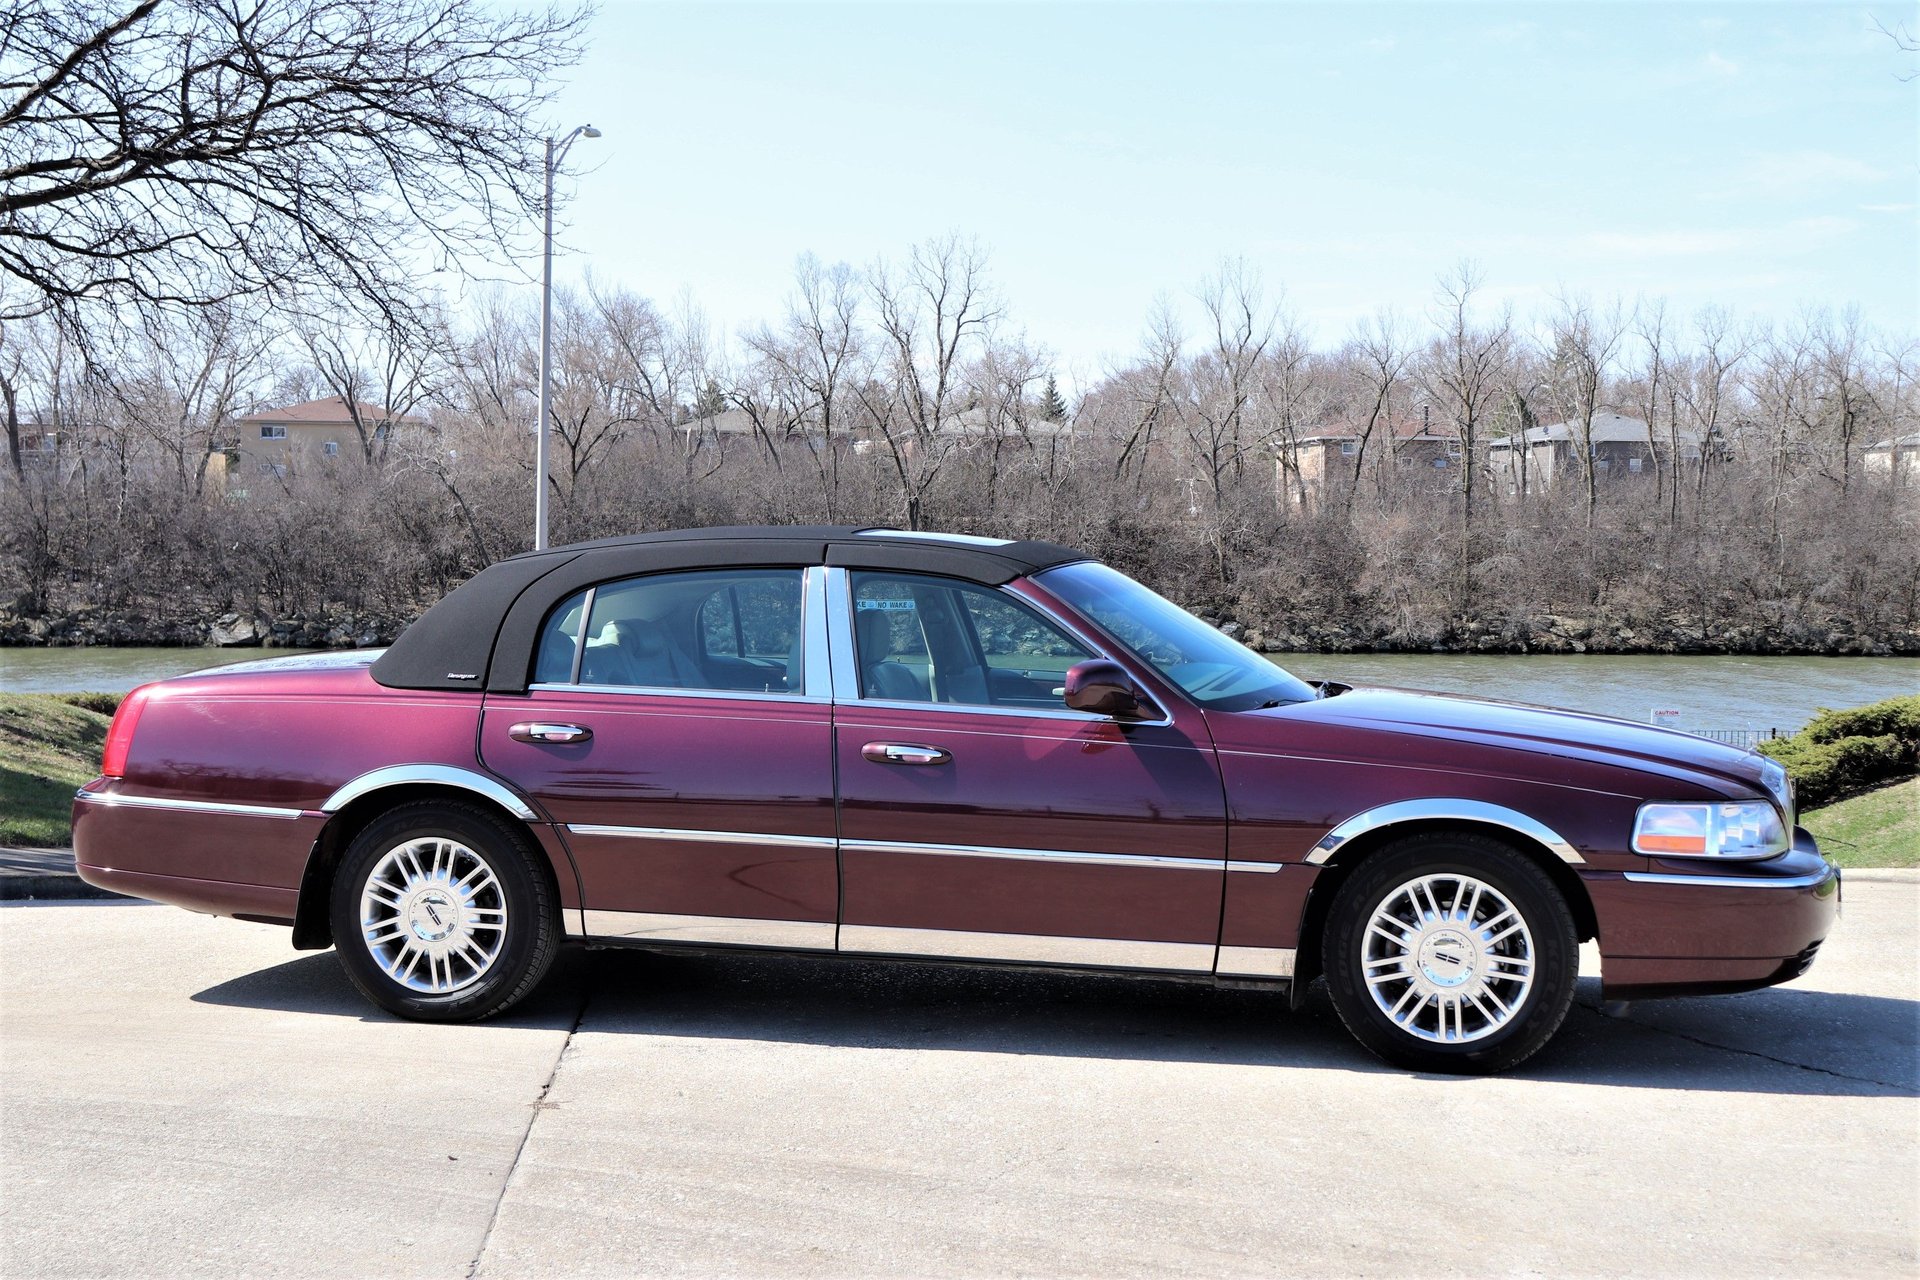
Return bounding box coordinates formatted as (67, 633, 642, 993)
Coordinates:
(319, 765, 541, 821)
(1306, 798, 1585, 867)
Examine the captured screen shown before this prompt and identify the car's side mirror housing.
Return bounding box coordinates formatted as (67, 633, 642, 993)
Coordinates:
(1062, 659, 1160, 721)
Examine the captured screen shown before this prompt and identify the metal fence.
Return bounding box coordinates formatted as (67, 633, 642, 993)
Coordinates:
(1681, 728, 1784, 750)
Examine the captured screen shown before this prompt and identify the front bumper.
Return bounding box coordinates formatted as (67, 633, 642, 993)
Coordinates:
(1586, 827, 1840, 1000)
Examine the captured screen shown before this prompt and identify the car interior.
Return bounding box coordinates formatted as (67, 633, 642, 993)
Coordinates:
(531, 569, 1089, 707)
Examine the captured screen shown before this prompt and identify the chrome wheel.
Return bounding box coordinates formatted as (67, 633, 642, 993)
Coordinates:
(1361, 872, 1535, 1044)
(358, 837, 507, 994)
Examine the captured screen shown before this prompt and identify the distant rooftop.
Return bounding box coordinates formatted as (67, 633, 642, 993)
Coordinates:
(238, 397, 416, 425)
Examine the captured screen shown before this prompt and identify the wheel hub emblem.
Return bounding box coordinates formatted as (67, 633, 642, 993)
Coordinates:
(409, 889, 459, 942)
(1417, 929, 1475, 988)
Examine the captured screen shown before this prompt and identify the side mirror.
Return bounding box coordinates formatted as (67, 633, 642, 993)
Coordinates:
(1062, 659, 1160, 721)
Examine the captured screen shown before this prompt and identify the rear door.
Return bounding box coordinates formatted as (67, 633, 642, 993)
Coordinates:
(480, 566, 837, 950)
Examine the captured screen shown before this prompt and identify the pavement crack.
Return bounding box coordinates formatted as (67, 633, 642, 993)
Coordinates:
(1576, 1001, 1907, 1091)
(467, 972, 592, 1280)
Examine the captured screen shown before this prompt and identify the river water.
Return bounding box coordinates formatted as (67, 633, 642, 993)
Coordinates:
(2, 645, 1912, 734)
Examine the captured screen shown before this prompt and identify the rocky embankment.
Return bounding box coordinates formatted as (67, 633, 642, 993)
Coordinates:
(0, 607, 405, 650)
(2, 602, 1915, 657)
(1195, 609, 1918, 657)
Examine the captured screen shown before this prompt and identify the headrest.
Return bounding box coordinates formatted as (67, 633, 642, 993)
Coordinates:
(854, 607, 892, 660)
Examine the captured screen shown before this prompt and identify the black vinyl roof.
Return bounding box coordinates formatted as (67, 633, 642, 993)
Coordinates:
(371, 526, 1090, 692)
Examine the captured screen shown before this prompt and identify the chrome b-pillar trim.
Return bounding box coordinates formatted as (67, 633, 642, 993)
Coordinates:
(1306, 799, 1584, 866)
(822, 566, 859, 701)
(800, 565, 834, 699)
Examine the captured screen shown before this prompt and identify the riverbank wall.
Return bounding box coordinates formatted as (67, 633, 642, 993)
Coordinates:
(3, 601, 1915, 657)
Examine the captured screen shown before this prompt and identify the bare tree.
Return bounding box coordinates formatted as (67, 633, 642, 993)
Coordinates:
(861, 234, 1001, 529)
(1545, 294, 1625, 530)
(1, 0, 590, 329)
(1418, 263, 1513, 601)
(1183, 261, 1275, 577)
(1341, 310, 1413, 511)
(300, 315, 451, 466)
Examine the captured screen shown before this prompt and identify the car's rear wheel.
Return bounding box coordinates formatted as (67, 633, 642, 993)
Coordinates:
(329, 800, 559, 1022)
(1322, 832, 1578, 1074)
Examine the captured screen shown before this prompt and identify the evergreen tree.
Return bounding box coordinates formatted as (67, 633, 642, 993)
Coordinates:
(1042, 374, 1068, 422)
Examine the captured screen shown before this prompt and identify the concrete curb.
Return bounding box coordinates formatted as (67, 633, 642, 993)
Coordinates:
(0, 848, 126, 902)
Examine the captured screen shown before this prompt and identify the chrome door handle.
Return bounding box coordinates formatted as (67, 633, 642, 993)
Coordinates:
(861, 742, 952, 766)
(509, 722, 592, 745)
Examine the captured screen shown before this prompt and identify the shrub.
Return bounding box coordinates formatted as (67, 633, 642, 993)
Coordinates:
(1759, 693, 1920, 810)
(1801, 695, 1920, 745)
(55, 692, 124, 716)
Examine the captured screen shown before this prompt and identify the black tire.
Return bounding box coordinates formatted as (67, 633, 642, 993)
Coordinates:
(1322, 831, 1578, 1075)
(329, 800, 559, 1022)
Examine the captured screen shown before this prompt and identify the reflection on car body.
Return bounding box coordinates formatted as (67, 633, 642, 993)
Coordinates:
(74, 526, 1839, 1074)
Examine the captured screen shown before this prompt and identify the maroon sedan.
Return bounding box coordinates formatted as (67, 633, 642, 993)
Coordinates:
(74, 526, 1838, 1073)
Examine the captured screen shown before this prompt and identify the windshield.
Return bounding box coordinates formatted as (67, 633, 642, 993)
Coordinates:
(1036, 562, 1318, 711)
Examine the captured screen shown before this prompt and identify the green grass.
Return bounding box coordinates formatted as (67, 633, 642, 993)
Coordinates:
(1800, 776, 1920, 870)
(0, 694, 115, 847)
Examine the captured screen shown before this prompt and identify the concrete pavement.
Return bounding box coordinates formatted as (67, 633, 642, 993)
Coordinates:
(2, 880, 1915, 1278)
(0, 847, 119, 901)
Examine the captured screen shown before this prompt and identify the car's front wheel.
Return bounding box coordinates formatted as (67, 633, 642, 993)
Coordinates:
(329, 800, 559, 1022)
(1322, 832, 1578, 1074)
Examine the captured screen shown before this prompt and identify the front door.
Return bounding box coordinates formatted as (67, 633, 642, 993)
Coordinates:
(828, 568, 1227, 971)
(480, 566, 837, 949)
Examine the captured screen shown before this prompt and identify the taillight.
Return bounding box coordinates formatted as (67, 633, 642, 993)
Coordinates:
(101, 685, 154, 778)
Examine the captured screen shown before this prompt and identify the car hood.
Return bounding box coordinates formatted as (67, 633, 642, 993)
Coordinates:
(1226, 685, 1777, 801)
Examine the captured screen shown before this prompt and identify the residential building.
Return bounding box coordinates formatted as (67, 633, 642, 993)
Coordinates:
(1486, 412, 1713, 494)
(1273, 416, 1461, 508)
(1863, 432, 1918, 486)
(233, 397, 416, 478)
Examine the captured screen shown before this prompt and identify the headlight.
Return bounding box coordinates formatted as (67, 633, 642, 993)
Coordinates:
(1758, 757, 1795, 824)
(1633, 801, 1789, 860)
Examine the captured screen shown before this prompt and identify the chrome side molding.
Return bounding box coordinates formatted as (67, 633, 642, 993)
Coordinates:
(319, 764, 539, 821)
(1306, 798, 1585, 866)
(576, 909, 835, 949)
(73, 789, 305, 820)
(566, 824, 836, 849)
(841, 838, 1221, 872)
(1623, 864, 1838, 890)
(1216, 945, 1296, 979)
(840, 923, 1215, 972)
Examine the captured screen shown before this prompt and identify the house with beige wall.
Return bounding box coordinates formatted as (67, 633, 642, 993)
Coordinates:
(233, 397, 414, 479)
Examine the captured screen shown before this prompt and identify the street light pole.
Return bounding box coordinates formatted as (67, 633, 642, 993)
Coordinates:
(534, 123, 600, 552)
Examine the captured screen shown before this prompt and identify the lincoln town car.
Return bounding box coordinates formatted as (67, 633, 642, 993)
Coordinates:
(74, 526, 1840, 1073)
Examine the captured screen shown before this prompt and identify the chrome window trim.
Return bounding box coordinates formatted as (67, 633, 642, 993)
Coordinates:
(566, 824, 836, 849)
(320, 765, 539, 821)
(824, 565, 1175, 726)
(575, 909, 834, 949)
(842, 837, 1221, 872)
(1306, 798, 1585, 866)
(839, 924, 1214, 972)
(527, 682, 829, 706)
(1622, 864, 1837, 890)
(73, 789, 306, 821)
(1216, 945, 1296, 979)
(836, 696, 1117, 725)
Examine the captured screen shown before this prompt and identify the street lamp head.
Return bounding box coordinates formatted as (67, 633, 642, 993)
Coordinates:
(581, 125, 602, 138)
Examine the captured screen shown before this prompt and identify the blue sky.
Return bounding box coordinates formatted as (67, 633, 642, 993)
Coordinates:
(545, 1, 1918, 377)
